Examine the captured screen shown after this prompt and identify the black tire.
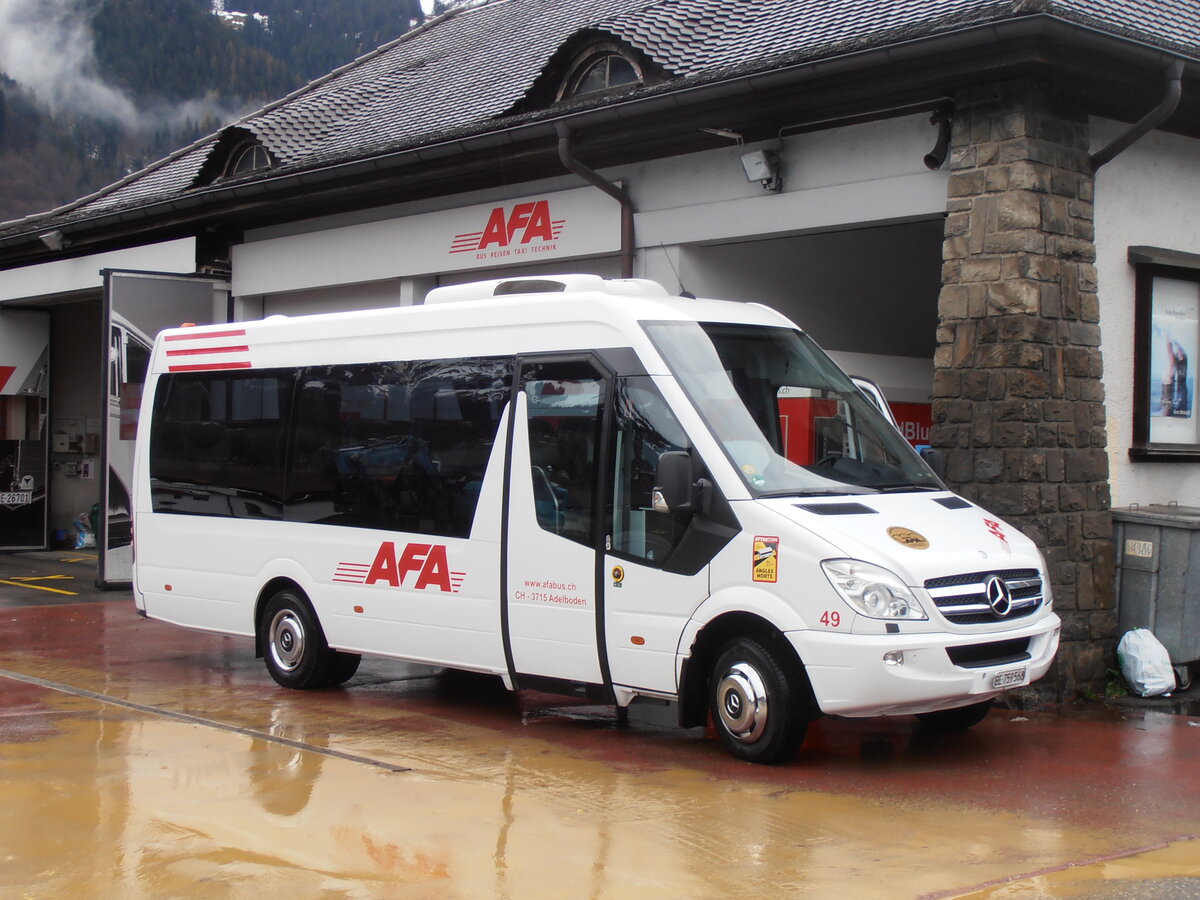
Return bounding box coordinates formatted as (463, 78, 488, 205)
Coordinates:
(916, 699, 993, 731)
(709, 636, 809, 764)
(261, 589, 335, 689)
(328, 651, 362, 686)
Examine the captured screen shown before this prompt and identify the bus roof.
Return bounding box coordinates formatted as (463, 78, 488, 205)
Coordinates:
(150, 275, 798, 376)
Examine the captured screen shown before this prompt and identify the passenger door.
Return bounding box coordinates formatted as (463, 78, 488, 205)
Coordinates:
(603, 376, 711, 694)
(505, 358, 609, 688)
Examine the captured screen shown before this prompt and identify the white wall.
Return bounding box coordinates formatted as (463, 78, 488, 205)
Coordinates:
(0, 238, 196, 304)
(233, 114, 949, 302)
(1093, 119, 1200, 507)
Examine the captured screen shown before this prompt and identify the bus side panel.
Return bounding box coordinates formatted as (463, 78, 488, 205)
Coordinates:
(280, 525, 505, 672)
(299, 401, 510, 671)
(134, 513, 265, 637)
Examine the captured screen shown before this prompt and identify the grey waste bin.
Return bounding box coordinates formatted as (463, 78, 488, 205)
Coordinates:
(1113, 504, 1200, 666)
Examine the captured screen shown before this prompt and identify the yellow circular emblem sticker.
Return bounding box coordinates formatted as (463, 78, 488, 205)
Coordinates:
(611, 565, 625, 584)
(887, 526, 930, 550)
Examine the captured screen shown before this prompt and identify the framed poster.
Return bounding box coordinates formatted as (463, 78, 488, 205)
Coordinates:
(1130, 249, 1200, 460)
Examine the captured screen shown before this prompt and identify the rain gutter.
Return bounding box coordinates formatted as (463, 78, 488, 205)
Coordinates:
(1089, 59, 1185, 170)
(555, 122, 634, 278)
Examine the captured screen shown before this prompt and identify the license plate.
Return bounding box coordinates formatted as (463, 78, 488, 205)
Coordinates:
(991, 666, 1027, 689)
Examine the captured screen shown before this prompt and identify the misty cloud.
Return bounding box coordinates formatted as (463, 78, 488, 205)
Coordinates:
(0, 0, 139, 125)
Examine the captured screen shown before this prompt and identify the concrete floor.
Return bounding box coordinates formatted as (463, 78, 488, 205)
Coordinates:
(1, 551, 1199, 898)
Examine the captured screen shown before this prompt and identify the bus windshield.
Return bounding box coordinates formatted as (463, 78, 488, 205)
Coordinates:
(645, 321, 942, 497)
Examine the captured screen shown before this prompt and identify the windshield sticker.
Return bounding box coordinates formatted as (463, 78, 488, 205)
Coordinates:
(887, 527, 930, 550)
(752, 536, 779, 582)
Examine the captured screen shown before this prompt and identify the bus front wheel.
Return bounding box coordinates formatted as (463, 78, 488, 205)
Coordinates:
(709, 636, 807, 764)
(262, 590, 335, 689)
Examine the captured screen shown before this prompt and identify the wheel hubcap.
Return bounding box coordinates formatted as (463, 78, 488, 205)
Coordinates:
(269, 610, 305, 673)
(715, 662, 769, 743)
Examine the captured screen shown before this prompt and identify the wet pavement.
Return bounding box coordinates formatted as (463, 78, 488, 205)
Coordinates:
(1, 552, 1199, 898)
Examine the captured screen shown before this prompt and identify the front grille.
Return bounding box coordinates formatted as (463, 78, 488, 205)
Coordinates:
(924, 568, 1042, 625)
(946, 637, 1031, 669)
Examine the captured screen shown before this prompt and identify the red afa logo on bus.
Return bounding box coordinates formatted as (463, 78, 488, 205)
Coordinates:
(333, 541, 466, 593)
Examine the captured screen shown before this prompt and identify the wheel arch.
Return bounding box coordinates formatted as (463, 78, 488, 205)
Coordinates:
(676, 610, 814, 729)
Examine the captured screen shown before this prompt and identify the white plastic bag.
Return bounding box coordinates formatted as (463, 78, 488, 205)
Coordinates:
(1117, 628, 1175, 697)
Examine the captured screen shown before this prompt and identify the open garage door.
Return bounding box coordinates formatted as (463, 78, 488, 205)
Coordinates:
(0, 309, 50, 550)
(100, 271, 228, 588)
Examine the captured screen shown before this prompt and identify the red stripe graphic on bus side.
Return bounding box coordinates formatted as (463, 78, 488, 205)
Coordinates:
(334, 563, 370, 584)
(163, 329, 252, 372)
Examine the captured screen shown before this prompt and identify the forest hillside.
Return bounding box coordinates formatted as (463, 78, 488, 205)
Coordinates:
(0, 0, 443, 223)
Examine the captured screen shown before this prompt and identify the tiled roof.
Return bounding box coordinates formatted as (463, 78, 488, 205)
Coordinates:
(7, 0, 1200, 234)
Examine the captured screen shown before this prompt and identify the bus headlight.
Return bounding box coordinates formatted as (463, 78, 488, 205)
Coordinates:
(1036, 549, 1054, 611)
(821, 559, 927, 620)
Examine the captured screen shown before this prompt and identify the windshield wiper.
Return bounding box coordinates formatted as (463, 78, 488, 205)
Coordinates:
(873, 483, 943, 493)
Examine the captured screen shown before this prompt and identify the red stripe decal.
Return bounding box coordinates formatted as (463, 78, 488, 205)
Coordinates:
(167, 361, 253, 372)
(0, 366, 16, 392)
(166, 345, 250, 356)
(164, 329, 247, 342)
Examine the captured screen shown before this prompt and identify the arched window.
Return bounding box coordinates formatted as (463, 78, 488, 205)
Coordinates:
(558, 44, 644, 100)
(225, 141, 272, 177)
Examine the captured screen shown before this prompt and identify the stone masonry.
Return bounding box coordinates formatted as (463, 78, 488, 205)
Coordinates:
(935, 79, 1115, 700)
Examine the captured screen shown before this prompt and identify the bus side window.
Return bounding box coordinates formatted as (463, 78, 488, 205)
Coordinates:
(523, 364, 604, 547)
(286, 357, 511, 538)
(610, 377, 692, 565)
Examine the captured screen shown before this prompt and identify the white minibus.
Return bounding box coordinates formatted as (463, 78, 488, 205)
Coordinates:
(132, 274, 1060, 763)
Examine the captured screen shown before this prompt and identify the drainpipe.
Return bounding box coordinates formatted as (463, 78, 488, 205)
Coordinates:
(555, 122, 635, 279)
(1090, 59, 1185, 170)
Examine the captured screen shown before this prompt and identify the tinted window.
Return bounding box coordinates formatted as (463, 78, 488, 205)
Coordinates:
(287, 357, 511, 537)
(149, 370, 294, 518)
(523, 360, 605, 547)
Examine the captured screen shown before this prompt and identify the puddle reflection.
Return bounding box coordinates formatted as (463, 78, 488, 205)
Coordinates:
(0, 690, 1137, 900)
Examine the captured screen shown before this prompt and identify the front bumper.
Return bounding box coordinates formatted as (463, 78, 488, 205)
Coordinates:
(788, 613, 1061, 717)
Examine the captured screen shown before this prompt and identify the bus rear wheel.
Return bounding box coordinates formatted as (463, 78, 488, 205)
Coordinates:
(709, 636, 807, 764)
(262, 590, 335, 689)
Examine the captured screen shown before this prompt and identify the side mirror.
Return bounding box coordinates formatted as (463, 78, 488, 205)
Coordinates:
(653, 450, 696, 513)
(920, 447, 947, 480)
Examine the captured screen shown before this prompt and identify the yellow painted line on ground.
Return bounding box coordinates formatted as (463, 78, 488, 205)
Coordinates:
(61, 555, 97, 563)
(10, 575, 74, 582)
(0, 578, 78, 596)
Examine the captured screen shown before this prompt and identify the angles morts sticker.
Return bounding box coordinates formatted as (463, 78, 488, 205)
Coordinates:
(752, 536, 779, 583)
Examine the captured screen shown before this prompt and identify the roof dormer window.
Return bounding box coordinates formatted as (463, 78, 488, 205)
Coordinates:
(225, 141, 272, 177)
(557, 43, 644, 101)
(192, 127, 277, 189)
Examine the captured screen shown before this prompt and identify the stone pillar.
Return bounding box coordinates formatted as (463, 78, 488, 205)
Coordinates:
(935, 80, 1115, 699)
